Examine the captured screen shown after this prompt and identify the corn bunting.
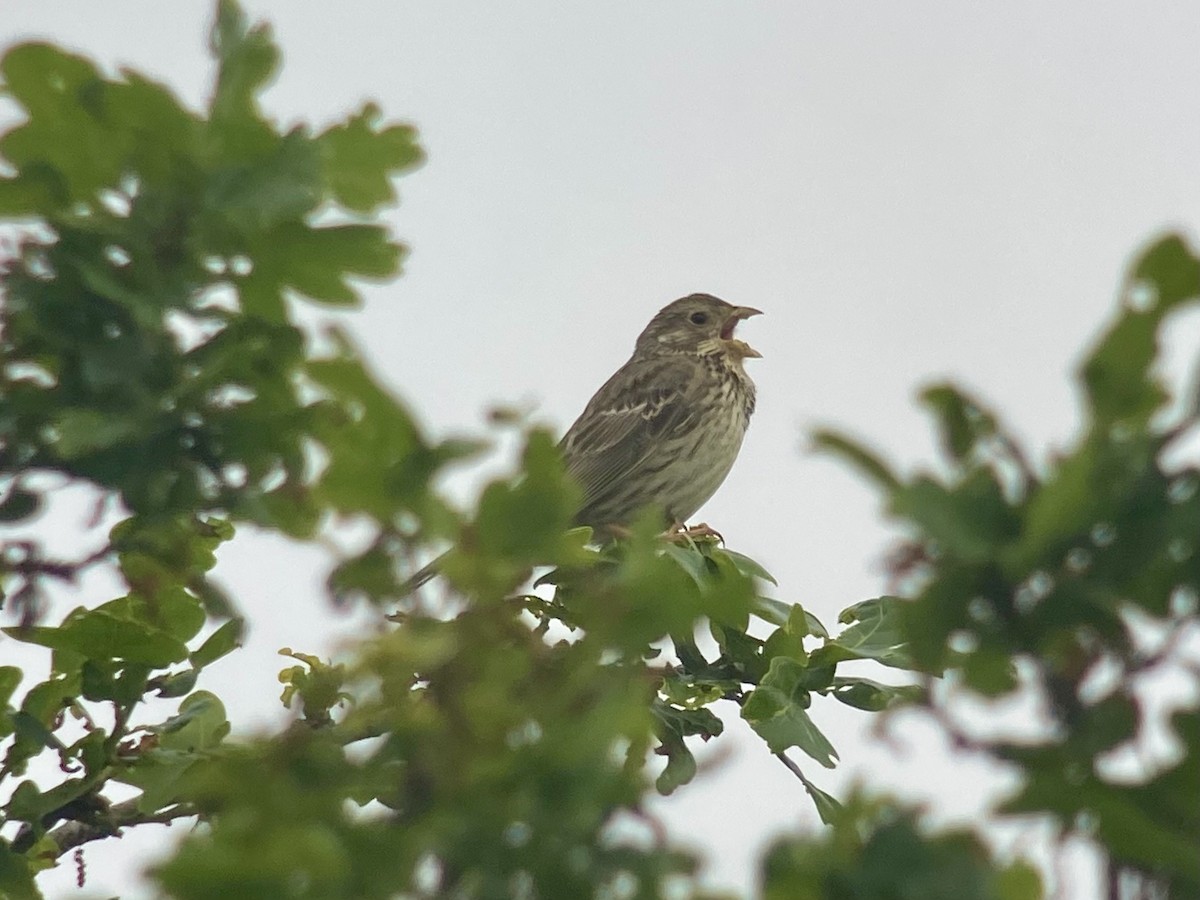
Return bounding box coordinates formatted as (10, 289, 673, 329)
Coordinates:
(401, 292, 761, 594)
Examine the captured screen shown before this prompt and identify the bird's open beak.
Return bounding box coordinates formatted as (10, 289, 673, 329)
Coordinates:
(721, 306, 763, 359)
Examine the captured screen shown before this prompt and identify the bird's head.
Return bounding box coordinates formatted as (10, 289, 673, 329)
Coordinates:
(636, 293, 763, 360)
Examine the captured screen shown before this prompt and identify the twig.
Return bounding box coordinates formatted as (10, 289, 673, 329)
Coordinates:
(1, 541, 113, 585)
(46, 797, 198, 856)
(773, 751, 808, 784)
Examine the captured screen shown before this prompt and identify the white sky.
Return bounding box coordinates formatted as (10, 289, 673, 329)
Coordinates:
(3, 2, 1200, 897)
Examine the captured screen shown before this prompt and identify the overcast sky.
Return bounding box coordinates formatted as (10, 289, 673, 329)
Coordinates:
(4, 2, 1200, 897)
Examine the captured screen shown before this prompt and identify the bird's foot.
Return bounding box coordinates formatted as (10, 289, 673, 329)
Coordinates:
(664, 521, 724, 544)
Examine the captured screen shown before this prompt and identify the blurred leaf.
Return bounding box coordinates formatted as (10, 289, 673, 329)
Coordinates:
(1082, 234, 1200, 427)
(995, 862, 1044, 900)
(0, 842, 41, 900)
(318, 103, 424, 212)
(50, 408, 147, 459)
(961, 650, 1018, 697)
(268, 223, 402, 305)
(191, 618, 244, 669)
(6, 609, 188, 667)
(811, 429, 900, 490)
(662, 542, 709, 588)
(0, 43, 124, 202)
(0, 667, 21, 709)
(98, 588, 206, 643)
(830, 676, 922, 712)
(154, 691, 230, 752)
(0, 488, 40, 522)
(204, 129, 322, 232)
(920, 383, 998, 462)
(208, 0, 278, 124)
(652, 697, 722, 795)
(122, 694, 229, 813)
(890, 470, 1017, 563)
(655, 740, 697, 795)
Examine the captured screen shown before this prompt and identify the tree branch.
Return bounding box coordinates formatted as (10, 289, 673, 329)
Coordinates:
(47, 797, 198, 856)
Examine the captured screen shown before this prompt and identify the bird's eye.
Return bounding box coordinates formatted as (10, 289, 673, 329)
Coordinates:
(689, 312, 708, 325)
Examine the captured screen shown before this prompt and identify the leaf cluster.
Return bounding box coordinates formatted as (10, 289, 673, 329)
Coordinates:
(3, 2, 1188, 898)
(816, 234, 1200, 895)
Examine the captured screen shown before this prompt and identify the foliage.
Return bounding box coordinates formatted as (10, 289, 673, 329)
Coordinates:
(0, 4, 930, 898)
(0, 3, 1195, 899)
(762, 793, 1043, 900)
(817, 233, 1200, 896)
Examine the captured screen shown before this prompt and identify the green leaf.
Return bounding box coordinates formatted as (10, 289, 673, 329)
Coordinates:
(961, 649, 1018, 697)
(260, 223, 402, 306)
(0, 488, 40, 522)
(1131, 232, 1200, 310)
(470, 429, 581, 568)
(318, 103, 424, 212)
(121, 696, 227, 812)
(995, 861, 1044, 900)
(716, 548, 778, 585)
(151, 668, 199, 699)
(121, 693, 228, 811)
(0, 841, 41, 900)
(204, 128, 322, 232)
(0, 168, 59, 216)
(790, 765, 843, 826)
(191, 577, 238, 618)
(751, 596, 793, 626)
(0, 43, 126, 202)
(208, 0, 279, 124)
(830, 676, 923, 711)
(6, 609, 189, 667)
(98, 589, 206, 643)
(121, 747, 202, 814)
(191, 618, 244, 669)
(2, 674, 79, 774)
(652, 700, 724, 739)
(1081, 234, 1200, 426)
(0, 666, 21, 709)
(5, 775, 96, 826)
(889, 470, 1017, 563)
(661, 542, 709, 588)
(762, 602, 823, 667)
(50, 408, 147, 459)
(919, 383, 998, 462)
(655, 740, 696, 795)
(812, 596, 916, 672)
(803, 608, 829, 639)
(811, 429, 900, 490)
(743, 657, 837, 767)
(1081, 306, 1164, 427)
(155, 691, 230, 752)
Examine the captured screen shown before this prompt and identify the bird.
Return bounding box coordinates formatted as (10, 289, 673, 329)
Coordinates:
(398, 292, 761, 595)
(560, 292, 761, 531)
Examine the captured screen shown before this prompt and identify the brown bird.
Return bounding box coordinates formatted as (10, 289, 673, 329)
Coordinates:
(400, 293, 761, 594)
(560, 292, 761, 531)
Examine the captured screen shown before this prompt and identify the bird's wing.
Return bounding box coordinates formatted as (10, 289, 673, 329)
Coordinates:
(558, 354, 702, 524)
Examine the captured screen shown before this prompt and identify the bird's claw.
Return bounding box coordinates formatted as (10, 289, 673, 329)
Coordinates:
(663, 521, 724, 544)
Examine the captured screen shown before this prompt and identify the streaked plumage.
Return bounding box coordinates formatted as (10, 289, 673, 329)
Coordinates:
(398, 293, 760, 595)
(560, 292, 761, 529)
